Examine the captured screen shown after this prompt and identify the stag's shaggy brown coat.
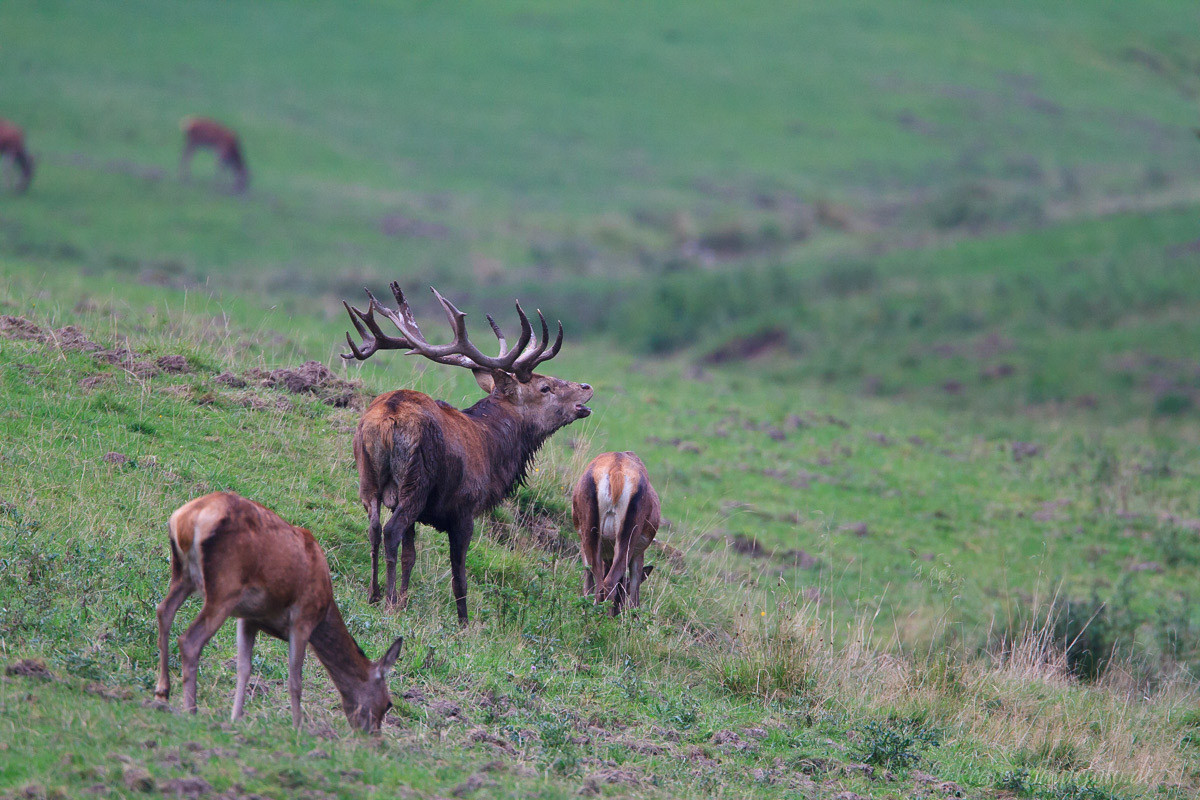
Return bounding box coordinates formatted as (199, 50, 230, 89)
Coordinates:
(573, 451, 660, 614)
(154, 492, 402, 732)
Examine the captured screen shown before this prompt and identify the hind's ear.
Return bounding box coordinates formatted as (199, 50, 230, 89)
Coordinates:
(379, 637, 404, 675)
(641, 565, 655, 580)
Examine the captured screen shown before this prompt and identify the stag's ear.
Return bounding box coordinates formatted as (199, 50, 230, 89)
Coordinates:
(473, 370, 495, 393)
(642, 565, 655, 580)
(379, 637, 404, 676)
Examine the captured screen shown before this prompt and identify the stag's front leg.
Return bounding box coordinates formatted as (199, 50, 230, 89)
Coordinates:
(154, 576, 193, 701)
(447, 518, 474, 626)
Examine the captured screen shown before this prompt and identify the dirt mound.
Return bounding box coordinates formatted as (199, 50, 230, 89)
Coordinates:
(380, 213, 451, 240)
(155, 355, 191, 373)
(1, 316, 102, 353)
(702, 328, 788, 365)
(94, 347, 160, 378)
(6, 658, 51, 678)
(246, 361, 366, 408)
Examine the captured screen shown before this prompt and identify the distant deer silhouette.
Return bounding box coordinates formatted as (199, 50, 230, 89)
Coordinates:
(0, 119, 34, 193)
(180, 116, 248, 193)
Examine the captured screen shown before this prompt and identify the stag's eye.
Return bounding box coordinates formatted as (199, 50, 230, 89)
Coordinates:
(540, 385, 552, 393)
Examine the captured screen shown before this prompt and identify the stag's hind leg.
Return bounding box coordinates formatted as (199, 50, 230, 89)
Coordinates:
(366, 499, 383, 604)
(381, 505, 419, 609)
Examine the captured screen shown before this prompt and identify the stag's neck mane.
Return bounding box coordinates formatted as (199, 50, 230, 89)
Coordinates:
(463, 393, 552, 501)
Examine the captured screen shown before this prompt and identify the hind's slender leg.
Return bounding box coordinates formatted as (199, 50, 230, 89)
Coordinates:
(231, 619, 258, 720)
(154, 576, 194, 700)
(179, 141, 195, 182)
(286, 622, 313, 729)
(178, 596, 237, 714)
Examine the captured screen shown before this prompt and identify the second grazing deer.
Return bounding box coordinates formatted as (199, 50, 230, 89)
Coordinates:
(154, 492, 403, 732)
(341, 282, 593, 624)
(572, 451, 661, 615)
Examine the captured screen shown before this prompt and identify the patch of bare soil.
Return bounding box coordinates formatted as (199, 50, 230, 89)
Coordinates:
(244, 361, 367, 408)
(449, 773, 495, 797)
(94, 347, 160, 378)
(161, 776, 213, 798)
(85, 681, 133, 701)
(155, 355, 192, 373)
(1011, 441, 1041, 461)
(580, 766, 642, 794)
(380, 213, 451, 240)
(466, 727, 516, 755)
(702, 328, 788, 365)
(1, 316, 103, 354)
(5, 658, 51, 678)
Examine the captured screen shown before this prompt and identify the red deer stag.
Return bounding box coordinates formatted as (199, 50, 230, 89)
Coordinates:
(342, 282, 593, 624)
(572, 452, 660, 615)
(179, 116, 249, 193)
(0, 119, 33, 193)
(155, 492, 404, 732)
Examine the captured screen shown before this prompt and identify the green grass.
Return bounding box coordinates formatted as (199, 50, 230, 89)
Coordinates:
(1, 264, 1198, 798)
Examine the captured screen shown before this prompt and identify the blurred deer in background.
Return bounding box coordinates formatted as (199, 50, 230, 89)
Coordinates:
(179, 116, 249, 193)
(572, 451, 660, 615)
(155, 492, 403, 732)
(0, 119, 34, 193)
(342, 282, 593, 624)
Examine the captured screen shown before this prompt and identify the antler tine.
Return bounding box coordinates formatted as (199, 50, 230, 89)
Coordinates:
(485, 314, 508, 356)
(340, 300, 371, 360)
(511, 301, 534, 360)
(512, 310, 564, 377)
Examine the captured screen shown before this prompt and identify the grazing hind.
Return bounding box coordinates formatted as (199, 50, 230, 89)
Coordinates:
(154, 491, 403, 732)
(572, 451, 660, 615)
(179, 116, 249, 193)
(0, 119, 34, 193)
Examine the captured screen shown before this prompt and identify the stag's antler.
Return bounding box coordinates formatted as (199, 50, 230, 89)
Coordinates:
(341, 283, 562, 380)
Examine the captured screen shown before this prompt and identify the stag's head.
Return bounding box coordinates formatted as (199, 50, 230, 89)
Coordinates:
(341, 283, 593, 435)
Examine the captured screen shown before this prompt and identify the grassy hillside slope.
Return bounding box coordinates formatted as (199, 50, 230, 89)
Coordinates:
(1, 262, 1199, 799)
(3, 1, 1200, 797)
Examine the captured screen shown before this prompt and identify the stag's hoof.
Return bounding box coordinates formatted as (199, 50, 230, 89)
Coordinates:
(153, 689, 169, 701)
(369, 589, 382, 605)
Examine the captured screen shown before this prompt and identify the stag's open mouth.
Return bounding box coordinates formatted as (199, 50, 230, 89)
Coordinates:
(575, 403, 592, 418)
